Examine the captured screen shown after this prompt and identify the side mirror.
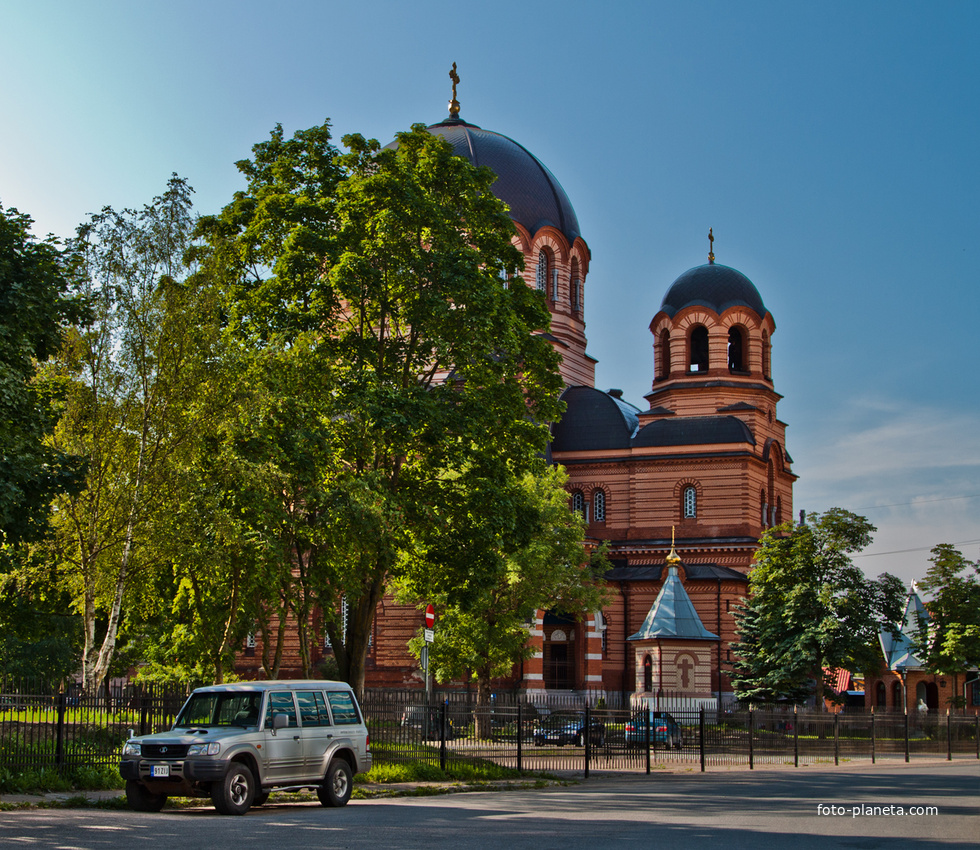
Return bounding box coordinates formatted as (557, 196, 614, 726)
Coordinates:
(272, 712, 290, 734)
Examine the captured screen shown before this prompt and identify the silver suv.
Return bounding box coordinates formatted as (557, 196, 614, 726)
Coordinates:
(119, 680, 372, 815)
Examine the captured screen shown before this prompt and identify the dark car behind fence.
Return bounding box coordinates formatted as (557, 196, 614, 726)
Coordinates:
(2, 681, 977, 780)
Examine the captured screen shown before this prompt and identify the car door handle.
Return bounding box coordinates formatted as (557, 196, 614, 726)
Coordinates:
(293, 735, 301, 741)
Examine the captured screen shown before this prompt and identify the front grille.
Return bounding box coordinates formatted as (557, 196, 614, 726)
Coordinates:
(142, 743, 190, 759)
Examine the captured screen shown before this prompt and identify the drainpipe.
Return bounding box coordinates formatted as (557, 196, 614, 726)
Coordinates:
(716, 578, 722, 699)
(623, 582, 631, 703)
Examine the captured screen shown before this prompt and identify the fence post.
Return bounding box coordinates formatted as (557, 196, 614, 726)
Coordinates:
(871, 707, 876, 764)
(517, 702, 523, 773)
(748, 705, 754, 770)
(139, 685, 150, 737)
(699, 706, 705, 773)
(584, 704, 591, 779)
(55, 691, 66, 774)
(645, 707, 651, 775)
(904, 708, 910, 763)
(793, 705, 799, 768)
(833, 711, 839, 766)
(976, 714, 979, 760)
(946, 709, 951, 761)
(439, 701, 447, 772)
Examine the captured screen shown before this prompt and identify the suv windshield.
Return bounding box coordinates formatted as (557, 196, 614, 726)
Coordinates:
(174, 691, 262, 728)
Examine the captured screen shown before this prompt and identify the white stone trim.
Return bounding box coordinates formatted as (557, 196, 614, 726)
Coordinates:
(586, 653, 603, 661)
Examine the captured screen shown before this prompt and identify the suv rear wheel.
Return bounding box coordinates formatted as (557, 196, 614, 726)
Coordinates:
(126, 780, 166, 812)
(211, 763, 255, 815)
(317, 759, 352, 807)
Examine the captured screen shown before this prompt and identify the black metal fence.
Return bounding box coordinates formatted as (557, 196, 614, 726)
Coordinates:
(0, 679, 186, 776)
(361, 689, 980, 775)
(1, 680, 977, 780)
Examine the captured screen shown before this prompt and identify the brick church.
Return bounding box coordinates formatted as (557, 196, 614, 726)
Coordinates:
(239, 80, 796, 707)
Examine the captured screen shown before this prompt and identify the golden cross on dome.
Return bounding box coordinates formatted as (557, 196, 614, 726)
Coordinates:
(708, 228, 715, 264)
(667, 526, 681, 565)
(449, 62, 461, 117)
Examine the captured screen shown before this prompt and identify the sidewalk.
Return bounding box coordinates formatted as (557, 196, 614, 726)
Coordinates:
(0, 789, 125, 807)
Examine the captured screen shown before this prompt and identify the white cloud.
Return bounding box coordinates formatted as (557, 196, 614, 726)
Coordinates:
(791, 396, 980, 584)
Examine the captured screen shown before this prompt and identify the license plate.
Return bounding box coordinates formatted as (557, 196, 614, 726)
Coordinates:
(151, 764, 170, 778)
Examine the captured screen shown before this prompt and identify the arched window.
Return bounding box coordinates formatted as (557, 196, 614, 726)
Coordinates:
(876, 681, 886, 707)
(892, 680, 903, 709)
(593, 489, 606, 522)
(572, 490, 587, 522)
(658, 329, 671, 380)
(775, 496, 783, 526)
(761, 490, 768, 527)
(689, 325, 709, 372)
(643, 654, 653, 693)
(762, 331, 771, 379)
(683, 485, 697, 519)
(324, 598, 349, 649)
(728, 326, 745, 372)
(536, 250, 549, 293)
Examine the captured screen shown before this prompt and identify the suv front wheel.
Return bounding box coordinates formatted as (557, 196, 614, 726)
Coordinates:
(317, 759, 352, 807)
(211, 763, 255, 815)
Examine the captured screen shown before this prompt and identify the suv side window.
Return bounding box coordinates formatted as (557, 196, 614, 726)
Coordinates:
(265, 691, 298, 728)
(326, 690, 360, 725)
(296, 691, 329, 727)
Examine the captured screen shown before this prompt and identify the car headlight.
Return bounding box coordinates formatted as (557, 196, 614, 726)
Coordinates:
(187, 742, 221, 756)
(122, 741, 141, 757)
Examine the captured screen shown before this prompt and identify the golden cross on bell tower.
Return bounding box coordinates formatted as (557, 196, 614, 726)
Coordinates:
(449, 62, 461, 117)
(708, 228, 715, 264)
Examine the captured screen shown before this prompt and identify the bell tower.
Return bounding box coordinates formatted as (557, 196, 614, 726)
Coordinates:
(644, 234, 793, 533)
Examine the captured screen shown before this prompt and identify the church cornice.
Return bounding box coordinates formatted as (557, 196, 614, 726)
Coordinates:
(646, 380, 782, 400)
(556, 450, 757, 465)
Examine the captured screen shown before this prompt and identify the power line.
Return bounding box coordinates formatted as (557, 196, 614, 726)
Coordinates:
(854, 538, 980, 559)
(850, 494, 980, 511)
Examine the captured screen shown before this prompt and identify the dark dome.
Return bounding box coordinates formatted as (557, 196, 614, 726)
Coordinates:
(659, 263, 767, 319)
(551, 386, 639, 452)
(421, 117, 581, 245)
(632, 416, 755, 449)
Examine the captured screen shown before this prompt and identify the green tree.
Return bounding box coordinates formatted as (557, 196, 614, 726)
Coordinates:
(196, 122, 563, 696)
(730, 509, 904, 706)
(0, 204, 86, 545)
(0, 547, 80, 680)
(397, 464, 608, 717)
(48, 176, 206, 692)
(915, 544, 980, 681)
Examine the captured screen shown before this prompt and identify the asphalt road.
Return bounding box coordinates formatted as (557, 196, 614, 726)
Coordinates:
(0, 760, 976, 849)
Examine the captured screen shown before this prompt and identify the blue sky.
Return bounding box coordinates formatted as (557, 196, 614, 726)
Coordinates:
(2, 1, 977, 586)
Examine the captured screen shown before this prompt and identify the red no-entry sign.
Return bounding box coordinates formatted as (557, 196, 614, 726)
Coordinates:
(425, 604, 435, 629)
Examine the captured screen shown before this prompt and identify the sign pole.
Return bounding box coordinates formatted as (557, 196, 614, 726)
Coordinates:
(424, 604, 435, 704)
